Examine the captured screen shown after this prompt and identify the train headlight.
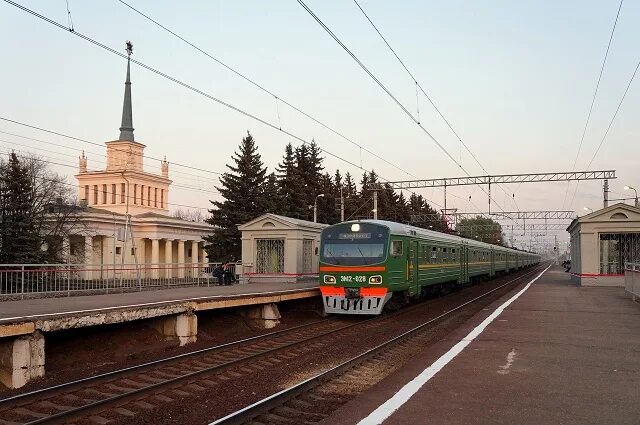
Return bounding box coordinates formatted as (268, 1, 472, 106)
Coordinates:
(324, 275, 336, 284)
(369, 275, 382, 284)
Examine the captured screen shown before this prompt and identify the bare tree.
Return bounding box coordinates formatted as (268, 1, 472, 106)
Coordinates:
(0, 153, 87, 263)
(172, 208, 206, 223)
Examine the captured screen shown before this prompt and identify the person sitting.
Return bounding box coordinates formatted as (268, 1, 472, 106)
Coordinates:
(222, 260, 236, 285)
(212, 264, 224, 285)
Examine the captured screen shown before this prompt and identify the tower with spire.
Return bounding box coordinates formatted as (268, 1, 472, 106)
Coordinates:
(75, 41, 172, 215)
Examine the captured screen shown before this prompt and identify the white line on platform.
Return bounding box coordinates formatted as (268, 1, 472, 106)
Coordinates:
(356, 264, 551, 425)
(0, 287, 318, 323)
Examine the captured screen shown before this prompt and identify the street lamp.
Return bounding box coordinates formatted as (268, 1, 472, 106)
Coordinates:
(624, 186, 639, 207)
(313, 194, 325, 223)
(583, 207, 593, 214)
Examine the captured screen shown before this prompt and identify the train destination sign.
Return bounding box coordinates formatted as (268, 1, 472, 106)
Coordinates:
(338, 232, 372, 239)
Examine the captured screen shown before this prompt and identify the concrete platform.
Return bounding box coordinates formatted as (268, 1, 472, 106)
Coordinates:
(0, 281, 318, 388)
(324, 267, 640, 425)
(0, 281, 318, 328)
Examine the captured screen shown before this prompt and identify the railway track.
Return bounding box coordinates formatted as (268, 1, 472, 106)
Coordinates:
(0, 265, 544, 425)
(211, 264, 548, 425)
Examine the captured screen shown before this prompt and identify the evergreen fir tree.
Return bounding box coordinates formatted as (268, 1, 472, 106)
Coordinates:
(0, 153, 42, 264)
(396, 192, 411, 223)
(295, 141, 324, 217)
(317, 172, 340, 224)
(205, 132, 267, 261)
(276, 143, 307, 219)
(263, 172, 284, 214)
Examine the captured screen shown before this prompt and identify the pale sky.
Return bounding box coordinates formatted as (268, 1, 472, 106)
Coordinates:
(1, 0, 639, 249)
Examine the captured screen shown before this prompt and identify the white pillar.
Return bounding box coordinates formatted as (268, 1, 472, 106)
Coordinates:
(151, 238, 160, 279)
(191, 240, 199, 278)
(164, 239, 173, 278)
(84, 236, 93, 280)
(63, 237, 71, 263)
(177, 240, 186, 278)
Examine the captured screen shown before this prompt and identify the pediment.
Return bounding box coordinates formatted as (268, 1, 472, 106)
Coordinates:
(582, 203, 640, 222)
(238, 214, 297, 231)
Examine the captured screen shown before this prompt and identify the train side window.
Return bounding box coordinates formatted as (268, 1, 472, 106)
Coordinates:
(391, 240, 403, 256)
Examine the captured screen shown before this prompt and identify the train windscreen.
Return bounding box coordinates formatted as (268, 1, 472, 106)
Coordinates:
(320, 222, 389, 266)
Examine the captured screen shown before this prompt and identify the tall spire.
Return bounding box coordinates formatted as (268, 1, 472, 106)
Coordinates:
(119, 41, 135, 141)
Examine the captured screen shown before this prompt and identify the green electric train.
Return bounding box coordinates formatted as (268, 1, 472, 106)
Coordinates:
(319, 220, 540, 315)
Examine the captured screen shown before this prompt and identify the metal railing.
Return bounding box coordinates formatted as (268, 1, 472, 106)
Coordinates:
(625, 263, 640, 301)
(0, 262, 238, 299)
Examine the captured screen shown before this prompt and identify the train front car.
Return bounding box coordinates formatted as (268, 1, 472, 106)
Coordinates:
(319, 221, 392, 315)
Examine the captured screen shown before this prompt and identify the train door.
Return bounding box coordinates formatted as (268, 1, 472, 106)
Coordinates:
(407, 240, 419, 296)
(461, 243, 469, 284)
(490, 249, 495, 277)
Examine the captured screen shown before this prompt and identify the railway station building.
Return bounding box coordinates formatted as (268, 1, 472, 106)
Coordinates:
(66, 52, 213, 277)
(567, 203, 640, 286)
(238, 213, 327, 283)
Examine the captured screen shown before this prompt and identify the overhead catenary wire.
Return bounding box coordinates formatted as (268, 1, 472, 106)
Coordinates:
(0, 143, 223, 197)
(567, 57, 640, 208)
(3, 1, 447, 211)
(0, 129, 221, 185)
(585, 59, 640, 169)
(0, 150, 217, 211)
(115, 0, 419, 180)
(351, 0, 520, 213)
(562, 0, 624, 208)
(1, 1, 424, 203)
(296, 0, 517, 223)
(0, 115, 223, 178)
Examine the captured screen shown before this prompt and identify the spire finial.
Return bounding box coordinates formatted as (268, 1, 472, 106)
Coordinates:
(119, 40, 135, 141)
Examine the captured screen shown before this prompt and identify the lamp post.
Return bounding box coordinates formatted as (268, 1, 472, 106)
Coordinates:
(313, 194, 325, 223)
(583, 207, 593, 214)
(624, 186, 639, 207)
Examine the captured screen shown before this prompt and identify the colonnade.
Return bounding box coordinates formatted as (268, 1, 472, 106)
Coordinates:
(80, 235, 208, 280)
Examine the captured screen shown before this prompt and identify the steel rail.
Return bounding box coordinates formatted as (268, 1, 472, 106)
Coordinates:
(2, 286, 454, 424)
(0, 318, 330, 405)
(210, 263, 548, 425)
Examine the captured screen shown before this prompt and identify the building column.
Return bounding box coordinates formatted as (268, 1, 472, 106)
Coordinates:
(177, 240, 186, 278)
(164, 239, 173, 278)
(84, 236, 93, 280)
(63, 237, 71, 263)
(150, 238, 160, 279)
(191, 240, 199, 278)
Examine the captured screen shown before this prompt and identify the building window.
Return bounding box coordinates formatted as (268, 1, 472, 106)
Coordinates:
(84, 185, 89, 202)
(115, 247, 122, 255)
(187, 248, 192, 257)
(160, 189, 164, 208)
(93, 185, 98, 204)
(154, 188, 158, 207)
(134, 184, 137, 204)
(111, 184, 116, 204)
(147, 187, 151, 206)
(141, 185, 145, 205)
(131, 247, 136, 255)
(121, 183, 126, 203)
(102, 184, 107, 204)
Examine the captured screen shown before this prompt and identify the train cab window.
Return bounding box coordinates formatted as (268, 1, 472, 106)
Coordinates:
(430, 247, 437, 263)
(391, 240, 403, 256)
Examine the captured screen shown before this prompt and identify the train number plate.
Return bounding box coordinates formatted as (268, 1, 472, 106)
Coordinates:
(345, 287, 361, 299)
(340, 276, 366, 283)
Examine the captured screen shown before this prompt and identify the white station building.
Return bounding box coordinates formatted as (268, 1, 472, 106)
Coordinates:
(68, 52, 213, 276)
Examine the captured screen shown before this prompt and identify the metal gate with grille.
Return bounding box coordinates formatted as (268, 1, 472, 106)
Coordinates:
(302, 240, 313, 274)
(256, 239, 284, 273)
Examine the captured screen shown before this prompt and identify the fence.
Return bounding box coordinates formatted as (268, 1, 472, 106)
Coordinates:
(625, 263, 640, 301)
(0, 262, 238, 299)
